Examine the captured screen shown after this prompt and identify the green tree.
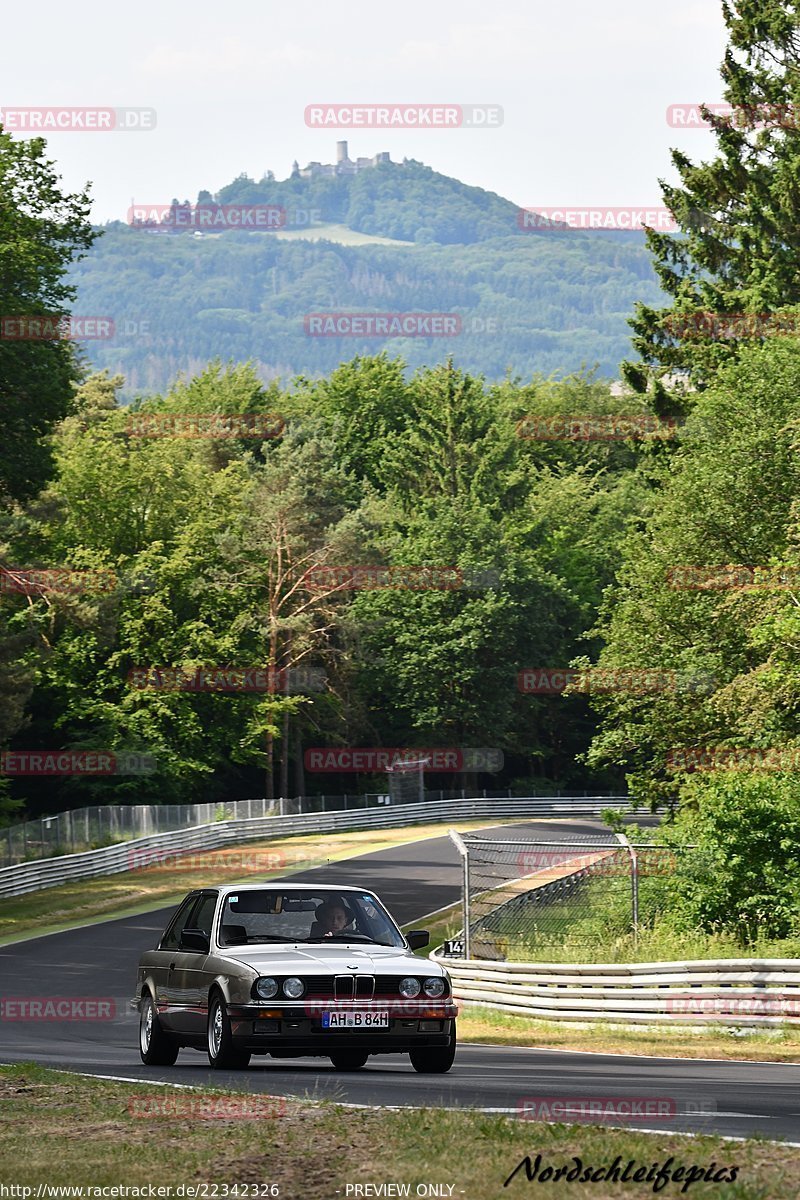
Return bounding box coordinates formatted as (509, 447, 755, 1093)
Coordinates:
(0, 127, 96, 504)
(623, 0, 800, 406)
(662, 774, 800, 942)
(587, 338, 800, 805)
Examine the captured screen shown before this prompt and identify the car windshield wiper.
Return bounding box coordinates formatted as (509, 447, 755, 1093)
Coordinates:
(301, 934, 388, 944)
(225, 935, 294, 944)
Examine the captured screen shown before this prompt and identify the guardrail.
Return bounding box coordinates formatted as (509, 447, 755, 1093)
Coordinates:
(1, 788, 626, 866)
(432, 951, 800, 1026)
(0, 796, 632, 900)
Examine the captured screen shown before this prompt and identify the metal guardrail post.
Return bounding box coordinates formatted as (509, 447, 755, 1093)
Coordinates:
(448, 828, 471, 961)
(615, 831, 638, 942)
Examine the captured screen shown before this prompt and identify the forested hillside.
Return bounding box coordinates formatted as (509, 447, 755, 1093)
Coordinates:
(71, 158, 662, 394)
(71, 222, 662, 394)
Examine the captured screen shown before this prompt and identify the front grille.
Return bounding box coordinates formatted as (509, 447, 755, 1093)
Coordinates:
(307, 969, 407, 998)
(304, 976, 336, 996)
(334, 975, 354, 999)
(299, 974, 448, 999)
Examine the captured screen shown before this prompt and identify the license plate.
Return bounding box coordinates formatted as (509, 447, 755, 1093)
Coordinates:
(322, 1010, 389, 1029)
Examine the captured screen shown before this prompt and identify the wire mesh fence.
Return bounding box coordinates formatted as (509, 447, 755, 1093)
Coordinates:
(387, 757, 428, 804)
(0, 800, 279, 866)
(1, 788, 629, 865)
(452, 833, 686, 962)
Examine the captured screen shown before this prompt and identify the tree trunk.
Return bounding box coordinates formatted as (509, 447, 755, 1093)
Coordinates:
(294, 718, 305, 798)
(280, 706, 290, 798)
(265, 730, 274, 801)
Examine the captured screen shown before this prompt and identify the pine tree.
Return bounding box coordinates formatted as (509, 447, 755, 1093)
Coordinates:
(623, 1, 800, 411)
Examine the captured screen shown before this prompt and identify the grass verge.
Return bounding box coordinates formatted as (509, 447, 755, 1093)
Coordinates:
(455, 1004, 800, 1062)
(0, 1062, 797, 1199)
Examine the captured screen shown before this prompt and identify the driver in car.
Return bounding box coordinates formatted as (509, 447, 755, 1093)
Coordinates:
(310, 900, 352, 938)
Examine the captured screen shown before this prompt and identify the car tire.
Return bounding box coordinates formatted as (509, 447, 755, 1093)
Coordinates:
(139, 993, 179, 1066)
(207, 991, 251, 1070)
(409, 1022, 457, 1074)
(329, 1051, 369, 1071)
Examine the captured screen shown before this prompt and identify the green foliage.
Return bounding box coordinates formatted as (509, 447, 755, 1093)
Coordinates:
(0, 358, 649, 810)
(0, 127, 96, 820)
(624, 0, 800, 398)
(661, 773, 800, 942)
(0, 126, 96, 504)
(586, 338, 800, 808)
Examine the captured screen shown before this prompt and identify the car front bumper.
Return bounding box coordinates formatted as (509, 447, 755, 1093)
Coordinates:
(226, 1000, 457, 1054)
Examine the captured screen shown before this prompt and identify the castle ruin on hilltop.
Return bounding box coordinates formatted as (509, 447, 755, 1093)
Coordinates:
(292, 141, 392, 179)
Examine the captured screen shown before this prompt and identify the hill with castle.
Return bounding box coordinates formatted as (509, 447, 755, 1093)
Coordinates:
(73, 148, 663, 392)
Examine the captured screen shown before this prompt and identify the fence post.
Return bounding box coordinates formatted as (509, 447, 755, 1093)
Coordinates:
(448, 829, 471, 961)
(615, 831, 639, 942)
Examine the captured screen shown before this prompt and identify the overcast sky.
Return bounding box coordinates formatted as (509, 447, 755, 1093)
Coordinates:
(2, 0, 728, 224)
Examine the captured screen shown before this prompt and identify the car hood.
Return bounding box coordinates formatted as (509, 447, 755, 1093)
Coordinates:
(214, 943, 442, 976)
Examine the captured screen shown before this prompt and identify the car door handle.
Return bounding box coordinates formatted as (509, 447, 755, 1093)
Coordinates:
(169, 962, 176, 971)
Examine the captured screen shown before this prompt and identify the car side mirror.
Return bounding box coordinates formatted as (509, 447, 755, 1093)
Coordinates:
(180, 928, 210, 954)
(406, 929, 430, 950)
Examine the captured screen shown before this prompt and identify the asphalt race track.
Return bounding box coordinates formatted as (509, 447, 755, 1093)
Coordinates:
(2, 817, 799, 1142)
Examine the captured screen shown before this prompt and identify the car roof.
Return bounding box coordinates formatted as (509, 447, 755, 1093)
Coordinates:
(209, 883, 372, 894)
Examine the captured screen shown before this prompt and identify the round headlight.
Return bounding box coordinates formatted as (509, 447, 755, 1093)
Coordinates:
(256, 977, 278, 999)
(399, 977, 421, 998)
(423, 977, 446, 998)
(282, 976, 305, 999)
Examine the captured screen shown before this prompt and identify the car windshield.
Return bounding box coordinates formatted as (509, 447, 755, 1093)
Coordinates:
(217, 889, 406, 948)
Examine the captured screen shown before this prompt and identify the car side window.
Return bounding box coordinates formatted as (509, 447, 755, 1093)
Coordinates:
(189, 893, 218, 942)
(159, 895, 198, 950)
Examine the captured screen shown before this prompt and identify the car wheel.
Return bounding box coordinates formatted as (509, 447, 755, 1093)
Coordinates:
(409, 1022, 457, 1074)
(139, 994, 179, 1066)
(207, 991, 251, 1070)
(329, 1051, 369, 1071)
